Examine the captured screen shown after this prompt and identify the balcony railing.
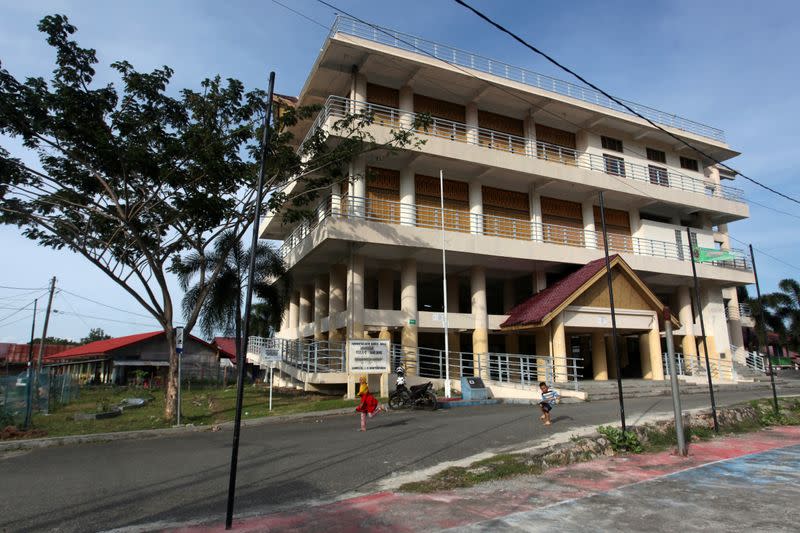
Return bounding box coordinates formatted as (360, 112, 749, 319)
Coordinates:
(331, 15, 726, 142)
(307, 96, 745, 203)
(277, 194, 752, 272)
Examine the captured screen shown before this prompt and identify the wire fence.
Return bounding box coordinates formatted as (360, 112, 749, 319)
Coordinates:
(0, 371, 80, 425)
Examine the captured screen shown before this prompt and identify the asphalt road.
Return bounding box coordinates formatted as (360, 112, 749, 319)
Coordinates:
(0, 384, 797, 533)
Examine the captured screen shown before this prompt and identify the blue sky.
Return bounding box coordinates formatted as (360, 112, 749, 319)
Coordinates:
(1, 0, 798, 342)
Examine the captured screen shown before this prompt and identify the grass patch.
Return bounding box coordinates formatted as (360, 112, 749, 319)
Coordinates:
(400, 453, 543, 493)
(598, 425, 643, 453)
(12, 385, 362, 439)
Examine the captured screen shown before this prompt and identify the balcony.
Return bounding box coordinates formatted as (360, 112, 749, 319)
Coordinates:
(276, 194, 752, 272)
(331, 16, 726, 143)
(304, 96, 745, 204)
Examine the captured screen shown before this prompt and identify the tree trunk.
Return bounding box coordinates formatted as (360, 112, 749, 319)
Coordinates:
(163, 323, 178, 422)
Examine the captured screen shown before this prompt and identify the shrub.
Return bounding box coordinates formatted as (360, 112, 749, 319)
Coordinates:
(597, 425, 643, 453)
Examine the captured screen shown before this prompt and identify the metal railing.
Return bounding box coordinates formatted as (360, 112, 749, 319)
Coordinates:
(739, 303, 752, 318)
(663, 352, 736, 381)
(277, 193, 752, 272)
(662, 352, 688, 377)
(331, 16, 726, 142)
(306, 96, 744, 203)
(745, 350, 768, 374)
(248, 336, 581, 389)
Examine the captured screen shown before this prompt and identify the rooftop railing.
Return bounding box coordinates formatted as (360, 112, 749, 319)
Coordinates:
(307, 96, 745, 203)
(331, 15, 726, 142)
(276, 193, 753, 272)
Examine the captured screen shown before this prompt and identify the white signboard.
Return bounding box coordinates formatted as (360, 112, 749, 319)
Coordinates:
(175, 326, 184, 354)
(261, 345, 281, 364)
(348, 339, 390, 373)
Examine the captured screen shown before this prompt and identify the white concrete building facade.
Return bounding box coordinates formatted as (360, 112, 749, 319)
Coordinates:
(260, 17, 753, 395)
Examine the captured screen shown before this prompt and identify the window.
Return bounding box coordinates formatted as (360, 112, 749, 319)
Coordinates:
(604, 154, 625, 177)
(675, 229, 684, 260)
(648, 165, 669, 187)
(680, 156, 699, 171)
(646, 148, 666, 163)
(601, 136, 623, 153)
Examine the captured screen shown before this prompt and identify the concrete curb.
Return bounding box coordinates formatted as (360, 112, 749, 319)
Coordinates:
(0, 407, 355, 452)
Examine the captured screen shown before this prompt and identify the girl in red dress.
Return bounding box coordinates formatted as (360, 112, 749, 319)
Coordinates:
(355, 375, 384, 431)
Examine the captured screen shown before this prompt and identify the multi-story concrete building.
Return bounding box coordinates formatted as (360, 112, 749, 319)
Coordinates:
(259, 17, 754, 397)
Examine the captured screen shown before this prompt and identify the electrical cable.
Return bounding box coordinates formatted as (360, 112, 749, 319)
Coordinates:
(58, 288, 155, 319)
(450, 0, 800, 207)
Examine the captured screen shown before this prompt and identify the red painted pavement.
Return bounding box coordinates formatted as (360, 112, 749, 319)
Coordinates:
(172, 426, 800, 532)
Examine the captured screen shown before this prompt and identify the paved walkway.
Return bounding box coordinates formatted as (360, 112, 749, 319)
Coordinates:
(180, 426, 800, 532)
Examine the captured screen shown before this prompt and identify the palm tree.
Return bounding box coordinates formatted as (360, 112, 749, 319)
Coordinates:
(765, 279, 800, 352)
(171, 230, 289, 359)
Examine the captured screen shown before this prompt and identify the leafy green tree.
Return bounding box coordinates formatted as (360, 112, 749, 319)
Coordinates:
(0, 15, 424, 420)
(80, 328, 111, 344)
(30, 336, 77, 346)
(763, 279, 800, 352)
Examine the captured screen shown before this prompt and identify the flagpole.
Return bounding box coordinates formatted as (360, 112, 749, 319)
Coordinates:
(439, 170, 451, 399)
(687, 227, 719, 432)
(598, 191, 626, 433)
(748, 244, 779, 414)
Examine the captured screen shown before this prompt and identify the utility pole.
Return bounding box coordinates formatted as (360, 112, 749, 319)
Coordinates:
(598, 191, 626, 433)
(32, 277, 56, 406)
(663, 306, 686, 456)
(749, 244, 779, 414)
(23, 298, 38, 430)
(439, 169, 451, 398)
(226, 71, 275, 530)
(687, 228, 719, 432)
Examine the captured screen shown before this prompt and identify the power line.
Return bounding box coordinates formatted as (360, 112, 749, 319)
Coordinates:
(450, 0, 800, 207)
(58, 288, 155, 319)
(728, 235, 800, 275)
(271, 0, 330, 30)
(57, 292, 92, 330)
(51, 309, 160, 328)
(0, 310, 45, 329)
(0, 284, 47, 291)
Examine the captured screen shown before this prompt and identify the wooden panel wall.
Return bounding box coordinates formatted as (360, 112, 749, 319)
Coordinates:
(366, 84, 399, 108)
(541, 196, 583, 246)
(593, 206, 632, 252)
(478, 110, 524, 137)
(413, 94, 466, 122)
(535, 124, 576, 148)
(483, 186, 530, 240)
(366, 167, 400, 223)
(572, 270, 652, 311)
(415, 174, 470, 232)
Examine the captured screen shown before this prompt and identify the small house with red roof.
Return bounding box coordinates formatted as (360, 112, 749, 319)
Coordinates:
(500, 255, 680, 383)
(45, 331, 221, 386)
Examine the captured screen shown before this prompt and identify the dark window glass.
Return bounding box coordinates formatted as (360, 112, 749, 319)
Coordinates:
(646, 148, 666, 163)
(601, 136, 623, 153)
(604, 154, 626, 177)
(648, 165, 669, 187)
(680, 156, 699, 171)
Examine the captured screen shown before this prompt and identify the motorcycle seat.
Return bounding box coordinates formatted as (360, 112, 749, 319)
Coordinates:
(409, 383, 430, 393)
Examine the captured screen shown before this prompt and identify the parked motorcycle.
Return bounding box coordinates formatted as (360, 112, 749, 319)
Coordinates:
(389, 380, 437, 411)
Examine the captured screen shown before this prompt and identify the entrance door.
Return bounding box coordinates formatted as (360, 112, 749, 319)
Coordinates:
(622, 336, 643, 378)
(569, 335, 592, 381)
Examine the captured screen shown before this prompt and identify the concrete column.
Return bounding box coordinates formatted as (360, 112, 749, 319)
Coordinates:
(582, 199, 596, 249)
(523, 114, 536, 156)
(629, 208, 641, 237)
(289, 290, 300, 331)
(471, 266, 489, 379)
(551, 312, 567, 383)
(677, 286, 697, 359)
(331, 182, 341, 217)
(399, 85, 414, 129)
(529, 185, 542, 241)
(348, 254, 365, 340)
(352, 72, 367, 103)
(314, 275, 328, 340)
(401, 258, 418, 373)
(350, 156, 366, 217)
(535, 331, 550, 382)
(640, 315, 664, 380)
(533, 270, 547, 293)
(469, 180, 483, 235)
(466, 102, 479, 145)
(280, 298, 290, 333)
(400, 167, 416, 226)
(299, 285, 313, 327)
(447, 278, 460, 365)
(591, 331, 608, 380)
(717, 223, 731, 249)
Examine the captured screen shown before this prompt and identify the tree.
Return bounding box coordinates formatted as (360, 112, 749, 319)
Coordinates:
(30, 336, 77, 346)
(171, 229, 288, 345)
(80, 328, 111, 344)
(763, 279, 800, 352)
(0, 15, 425, 420)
